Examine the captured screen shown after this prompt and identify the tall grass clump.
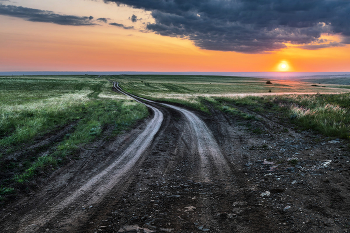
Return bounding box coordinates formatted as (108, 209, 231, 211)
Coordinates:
(285, 94, 350, 138)
(218, 93, 350, 139)
(0, 91, 91, 151)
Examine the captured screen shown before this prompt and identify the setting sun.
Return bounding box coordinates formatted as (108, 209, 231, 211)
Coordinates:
(278, 61, 290, 72)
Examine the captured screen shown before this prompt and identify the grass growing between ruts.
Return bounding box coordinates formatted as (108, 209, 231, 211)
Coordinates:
(0, 76, 148, 202)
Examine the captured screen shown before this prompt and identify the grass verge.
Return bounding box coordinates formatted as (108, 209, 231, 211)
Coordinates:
(0, 76, 148, 203)
(215, 93, 350, 139)
(12, 99, 148, 184)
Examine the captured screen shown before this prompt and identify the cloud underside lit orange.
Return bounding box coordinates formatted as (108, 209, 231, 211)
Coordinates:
(1, 16, 350, 72)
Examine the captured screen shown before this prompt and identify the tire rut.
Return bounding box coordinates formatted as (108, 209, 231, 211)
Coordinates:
(1, 83, 280, 233)
(1, 87, 164, 232)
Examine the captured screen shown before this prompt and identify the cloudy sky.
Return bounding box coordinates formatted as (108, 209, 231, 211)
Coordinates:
(1, 0, 350, 72)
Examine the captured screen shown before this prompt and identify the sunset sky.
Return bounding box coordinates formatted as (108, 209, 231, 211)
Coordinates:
(1, 0, 350, 72)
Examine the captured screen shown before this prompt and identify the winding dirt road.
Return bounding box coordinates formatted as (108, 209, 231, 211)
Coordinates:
(3, 82, 348, 232)
(1, 84, 163, 232)
(115, 82, 230, 183)
(0, 82, 238, 232)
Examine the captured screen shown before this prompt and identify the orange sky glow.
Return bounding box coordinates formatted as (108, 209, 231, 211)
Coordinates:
(1, 0, 350, 72)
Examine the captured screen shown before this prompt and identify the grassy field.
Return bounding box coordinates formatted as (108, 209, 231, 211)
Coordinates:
(210, 94, 350, 139)
(114, 75, 350, 112)
(115, 75, 350, 96)
(1, 74, 350, 203)
(114, 75, 350, 140)
(0, 76, 148, 202)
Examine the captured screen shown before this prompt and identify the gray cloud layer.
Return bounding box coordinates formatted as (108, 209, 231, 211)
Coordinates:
(0, 4, 95, 26)
(104, 0, 350, 53)
(110, 22, 134, 29)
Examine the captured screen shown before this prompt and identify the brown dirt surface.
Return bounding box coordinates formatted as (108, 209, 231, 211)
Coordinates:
(1, 84, 349, 233)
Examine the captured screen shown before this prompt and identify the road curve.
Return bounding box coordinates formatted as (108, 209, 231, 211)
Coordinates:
(162, 103, 230, 181)
(116, 83, 230, 182)
(5, 82, 230, 232)
(15, 85, 164, 233)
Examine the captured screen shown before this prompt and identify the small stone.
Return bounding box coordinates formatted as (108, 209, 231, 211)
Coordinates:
(328, 140, 340, 144)
(198, 226, 210, 232)
(263, 159, 274, 165)
(184, 206, 196, 212)
(160, 228, 174, 232)
(260, 191, 271, 197)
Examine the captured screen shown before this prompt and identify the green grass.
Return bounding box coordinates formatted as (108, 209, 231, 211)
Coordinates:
(110, 74, 349, 117)
(285, 94, 350, 138)
(220, 105, 256, 120)
(112, 75, 350, 140)
(111, 75, 348, 97)
(146, 96, 210, 113)
(160, 98, 210, 113)
(0, 76, 149, 192)
(0, 186, 14, 195)
(1, 74, 349, 202)
(216, 93, 350, 139)
(12, 99, 148, 184)
(0, 186, 15, 202)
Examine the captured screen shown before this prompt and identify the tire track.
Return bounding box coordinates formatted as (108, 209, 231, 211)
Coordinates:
(14, 86, 164, 233)
(6, 83, 232, 233)
(116, 83, 231, 182)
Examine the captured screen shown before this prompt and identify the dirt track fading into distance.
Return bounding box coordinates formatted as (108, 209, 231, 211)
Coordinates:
(1, 83, 350, 232)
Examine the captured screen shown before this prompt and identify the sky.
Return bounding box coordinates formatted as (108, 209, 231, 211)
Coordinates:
(1, 0, 350, 72)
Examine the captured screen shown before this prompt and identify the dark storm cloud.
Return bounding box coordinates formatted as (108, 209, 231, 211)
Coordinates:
(0, 4, 96, 26)
(97, 17, 108, 23)
(299, 42, 345, 50)
(103, 0, 350, 53)
(342, 37, 350, 44)
(109, 22, 134, 29)
(130, 14, 138, 22)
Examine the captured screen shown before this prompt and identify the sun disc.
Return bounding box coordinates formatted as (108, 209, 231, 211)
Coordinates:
(278, 61, 290, 71)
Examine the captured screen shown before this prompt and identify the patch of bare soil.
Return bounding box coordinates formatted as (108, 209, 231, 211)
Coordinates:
(0, 114, 155, 232)
(1, 88, 349, 233)
(204, 102, 350, 232)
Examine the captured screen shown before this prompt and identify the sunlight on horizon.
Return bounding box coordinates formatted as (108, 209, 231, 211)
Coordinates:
(277, 61, 291, 72)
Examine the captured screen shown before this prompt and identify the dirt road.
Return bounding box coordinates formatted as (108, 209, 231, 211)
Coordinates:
(1, 83, 349, 232)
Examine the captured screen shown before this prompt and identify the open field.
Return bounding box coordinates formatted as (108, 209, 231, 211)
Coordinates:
(116, 74, 350, 97)
(117, 75, 350, 138)
(1, 75, 350, 232)
(213, 93, 350, 139)
(0, 76, 148, 202)
(116, 74, 350, 112)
